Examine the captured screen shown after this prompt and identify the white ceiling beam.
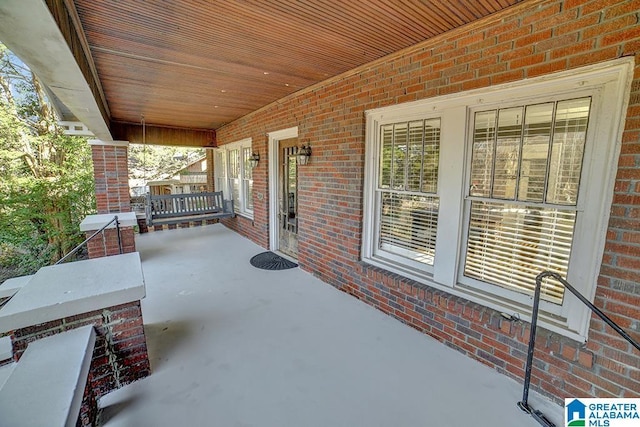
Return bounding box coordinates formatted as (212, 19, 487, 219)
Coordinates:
(0, 0, 112, 141)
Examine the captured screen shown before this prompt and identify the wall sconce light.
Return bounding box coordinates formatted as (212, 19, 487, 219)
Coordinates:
(297, 145, 311, 165)
(249, 152, 260, 168)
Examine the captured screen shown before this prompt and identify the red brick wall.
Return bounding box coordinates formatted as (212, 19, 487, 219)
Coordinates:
(221, 145, 270, 248)
(86, 227, 136, 259)
(10, 301, 150, 426)
(217, 0, 640, 401)
(206, 149, 215, 192)
(91, 143, 131, 214)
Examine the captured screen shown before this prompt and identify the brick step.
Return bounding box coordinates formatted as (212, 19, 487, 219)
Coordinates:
(0, 325, 96, 427)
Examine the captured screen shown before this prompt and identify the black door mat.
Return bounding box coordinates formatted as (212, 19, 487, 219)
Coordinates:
(250, 251, 298, 270)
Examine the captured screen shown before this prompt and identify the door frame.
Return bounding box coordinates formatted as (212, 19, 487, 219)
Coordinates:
(267, 126, 298, 252)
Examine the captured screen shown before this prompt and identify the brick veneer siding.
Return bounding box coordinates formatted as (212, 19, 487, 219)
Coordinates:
(91, 142, 131, 214)
(216, 0, 640, 401)
(10, 301, 150, 426)
(206, 149, 215, 192)
(220, 149, 269, 248)
(86, 227, 136, 259)
(146, 218, 219, 233)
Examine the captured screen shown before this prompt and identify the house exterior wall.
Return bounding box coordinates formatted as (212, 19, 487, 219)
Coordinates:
(216, 0, 640, 401)
(183, 158, 207, 174)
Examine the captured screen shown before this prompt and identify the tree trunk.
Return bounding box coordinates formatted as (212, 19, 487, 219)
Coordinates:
(31, 73, 56, 133)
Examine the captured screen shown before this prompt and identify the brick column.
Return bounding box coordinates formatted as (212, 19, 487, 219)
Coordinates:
(206, 148, 215, 191)
(89, 139, 131, 214)
(80, 212, 138, 259)
(86, 228, 136, 258)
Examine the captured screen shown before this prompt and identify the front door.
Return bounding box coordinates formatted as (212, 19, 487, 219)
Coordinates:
(278, 138, 298, 259)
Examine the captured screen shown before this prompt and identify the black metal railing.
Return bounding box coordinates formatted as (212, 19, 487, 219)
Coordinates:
(518, 271, 640, 427)
(54, 216, 122, 265)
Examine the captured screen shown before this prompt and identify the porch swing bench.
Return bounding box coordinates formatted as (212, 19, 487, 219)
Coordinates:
(145, 191, 234, 226)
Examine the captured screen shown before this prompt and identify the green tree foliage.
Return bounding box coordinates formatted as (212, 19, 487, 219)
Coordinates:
(0, 44, 95, 280)
(128, 144, 205, 184)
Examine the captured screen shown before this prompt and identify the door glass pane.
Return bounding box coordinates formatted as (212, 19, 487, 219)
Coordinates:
(546, 98, 590, 205)
(284, 148, 297, 233)
(288, 154, 296, 194)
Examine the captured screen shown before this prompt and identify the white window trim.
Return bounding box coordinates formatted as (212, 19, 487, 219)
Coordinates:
(267, 127, 299, 252)
(215, 138, 254, 219)
(362, 58, 634, 341)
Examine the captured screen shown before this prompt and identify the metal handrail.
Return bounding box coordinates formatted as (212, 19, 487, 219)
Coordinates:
(518, 271, 640, 427)
(54, 215, 122, 265)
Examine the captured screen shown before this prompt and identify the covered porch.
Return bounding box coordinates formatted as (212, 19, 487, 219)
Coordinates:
(97, 224, 561, 426)
(0, 0, 638, 421)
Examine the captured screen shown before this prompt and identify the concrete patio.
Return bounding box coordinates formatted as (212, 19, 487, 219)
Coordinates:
(98, 224, 563, 427)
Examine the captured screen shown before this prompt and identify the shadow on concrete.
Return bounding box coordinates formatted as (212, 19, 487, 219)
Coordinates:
(98, 393, 141, 425)
(144, 320, 193, 372)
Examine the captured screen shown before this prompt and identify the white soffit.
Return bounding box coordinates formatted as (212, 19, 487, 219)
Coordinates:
(0, 0, 112, 141)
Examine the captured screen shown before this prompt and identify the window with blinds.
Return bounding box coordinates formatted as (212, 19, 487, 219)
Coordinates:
(377, 119, 440, 265)
(242, 148, 254, 212)
(215, 139, 254, 219)
(214, 151, 226, 195)
(464, 97, 591, 303)
(228, 149, 241, 213)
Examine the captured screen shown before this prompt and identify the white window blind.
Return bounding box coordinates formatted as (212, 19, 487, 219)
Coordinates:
(377, 119, 440, 266)
(215, 138, 254, 219)
(464, 98, 591, 303)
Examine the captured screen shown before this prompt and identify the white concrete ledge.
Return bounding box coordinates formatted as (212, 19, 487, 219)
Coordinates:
(0, 275, 32, 299)
(79, 211, 138, 232)
(0, 325, 96, 427)
(0, 336, 12, 361)
(0, 252, 145, 333)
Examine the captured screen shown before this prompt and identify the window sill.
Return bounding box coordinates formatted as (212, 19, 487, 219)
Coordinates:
(236, 212, 254, 221)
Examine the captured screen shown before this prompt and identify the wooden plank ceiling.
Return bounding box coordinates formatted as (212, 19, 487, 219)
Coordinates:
(73, 0, 521, 132)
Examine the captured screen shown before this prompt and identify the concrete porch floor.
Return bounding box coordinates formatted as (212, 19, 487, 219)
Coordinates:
(98, 224, 563, 427)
